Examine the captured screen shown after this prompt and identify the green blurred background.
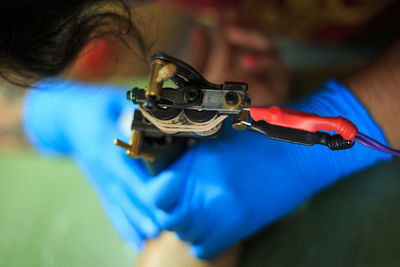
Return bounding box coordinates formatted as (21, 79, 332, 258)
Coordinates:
(0, 148, 136, 267)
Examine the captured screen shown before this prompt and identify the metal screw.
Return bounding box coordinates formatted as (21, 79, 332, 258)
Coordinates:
(224, 92, 239, 106)
(185, 89, 199, 103)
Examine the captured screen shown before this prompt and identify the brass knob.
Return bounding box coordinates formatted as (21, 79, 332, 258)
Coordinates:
(114, 139, 131, 151)
(156, 63, 177, 83)
(114, 130, 155, 162)
(232, 102, 250, 131)
(232, 111, 248, 131)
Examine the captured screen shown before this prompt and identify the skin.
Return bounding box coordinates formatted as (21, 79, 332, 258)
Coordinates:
(346, 39, 400, 149)
(187, 9, 290, 106)
(137, 232, 241, 267)
(0, 83, 26, 148)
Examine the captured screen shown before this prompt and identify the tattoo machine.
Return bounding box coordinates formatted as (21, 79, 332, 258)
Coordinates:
(115, 52, 400, 174)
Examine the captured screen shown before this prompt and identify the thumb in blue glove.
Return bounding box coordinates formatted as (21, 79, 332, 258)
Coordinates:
(136, 79, 392, 259)
(23, 79, 160, 250)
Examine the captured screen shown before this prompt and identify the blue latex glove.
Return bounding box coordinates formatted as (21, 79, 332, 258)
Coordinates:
(23, 79, 159, 250)
(137, 80, 392, 259)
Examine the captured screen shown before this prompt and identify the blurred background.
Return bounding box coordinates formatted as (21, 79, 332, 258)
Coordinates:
(1, 1, 400, 266)
(0, 149, 136, 267)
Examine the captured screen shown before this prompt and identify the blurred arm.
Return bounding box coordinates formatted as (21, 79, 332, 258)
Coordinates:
(347, 39, 400, 148)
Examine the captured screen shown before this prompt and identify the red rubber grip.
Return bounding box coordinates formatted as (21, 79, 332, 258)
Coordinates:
(250, 106, 358, 140)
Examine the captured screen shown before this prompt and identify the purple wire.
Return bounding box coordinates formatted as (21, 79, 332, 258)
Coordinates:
(355, 134, 398, 156)
(354, 134, 382, 149)
(353, 136, 381, 151)
(354, 132, 400, 157)
(357, 132, 400, 156)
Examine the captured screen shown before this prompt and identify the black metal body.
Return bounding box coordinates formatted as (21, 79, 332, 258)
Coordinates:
(127, 52, 249, 174)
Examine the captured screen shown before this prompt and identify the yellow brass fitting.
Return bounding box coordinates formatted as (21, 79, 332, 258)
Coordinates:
(114, 130, 155, 162)
(156, 63, 177, 83)
(146, 59, 165, 100)
(128, 129, 143, 157)
(114, 139, 131, 150)
(232, 101, 250, 130)
(232, 111, 248, 131)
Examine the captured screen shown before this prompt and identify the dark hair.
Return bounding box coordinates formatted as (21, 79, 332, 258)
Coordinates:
(0, 0, 148, 87)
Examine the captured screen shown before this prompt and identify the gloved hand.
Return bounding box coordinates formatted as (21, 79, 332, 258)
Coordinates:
(139, 80, 392, 259)
(23, 79, 159, 249)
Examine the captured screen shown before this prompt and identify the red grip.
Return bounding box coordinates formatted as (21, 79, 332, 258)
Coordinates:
(250, 106, 358, 140)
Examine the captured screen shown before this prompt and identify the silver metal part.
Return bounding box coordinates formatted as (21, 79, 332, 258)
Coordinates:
(190, 89, 245, 115)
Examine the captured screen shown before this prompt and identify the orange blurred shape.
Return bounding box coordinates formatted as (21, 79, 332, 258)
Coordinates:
(70, 37, 120, 82)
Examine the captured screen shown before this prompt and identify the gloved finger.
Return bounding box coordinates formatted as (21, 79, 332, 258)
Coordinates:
(145, 151, 198, 231)
(175, 212, 205, 244)
(150, 184, 191, 232)
(147, 170, 187, 211)
(110, 184, 160, 239)
(96, 138, 189, 227)
(105, 152, 151, 200)
(102, 199, 145, 251)
(72, 139, 150, 212)
(74, 143, 158, 245)
(186, 27, 212, 74)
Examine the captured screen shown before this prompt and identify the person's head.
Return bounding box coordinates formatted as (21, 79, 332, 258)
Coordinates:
(0, 0, 147, 87)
